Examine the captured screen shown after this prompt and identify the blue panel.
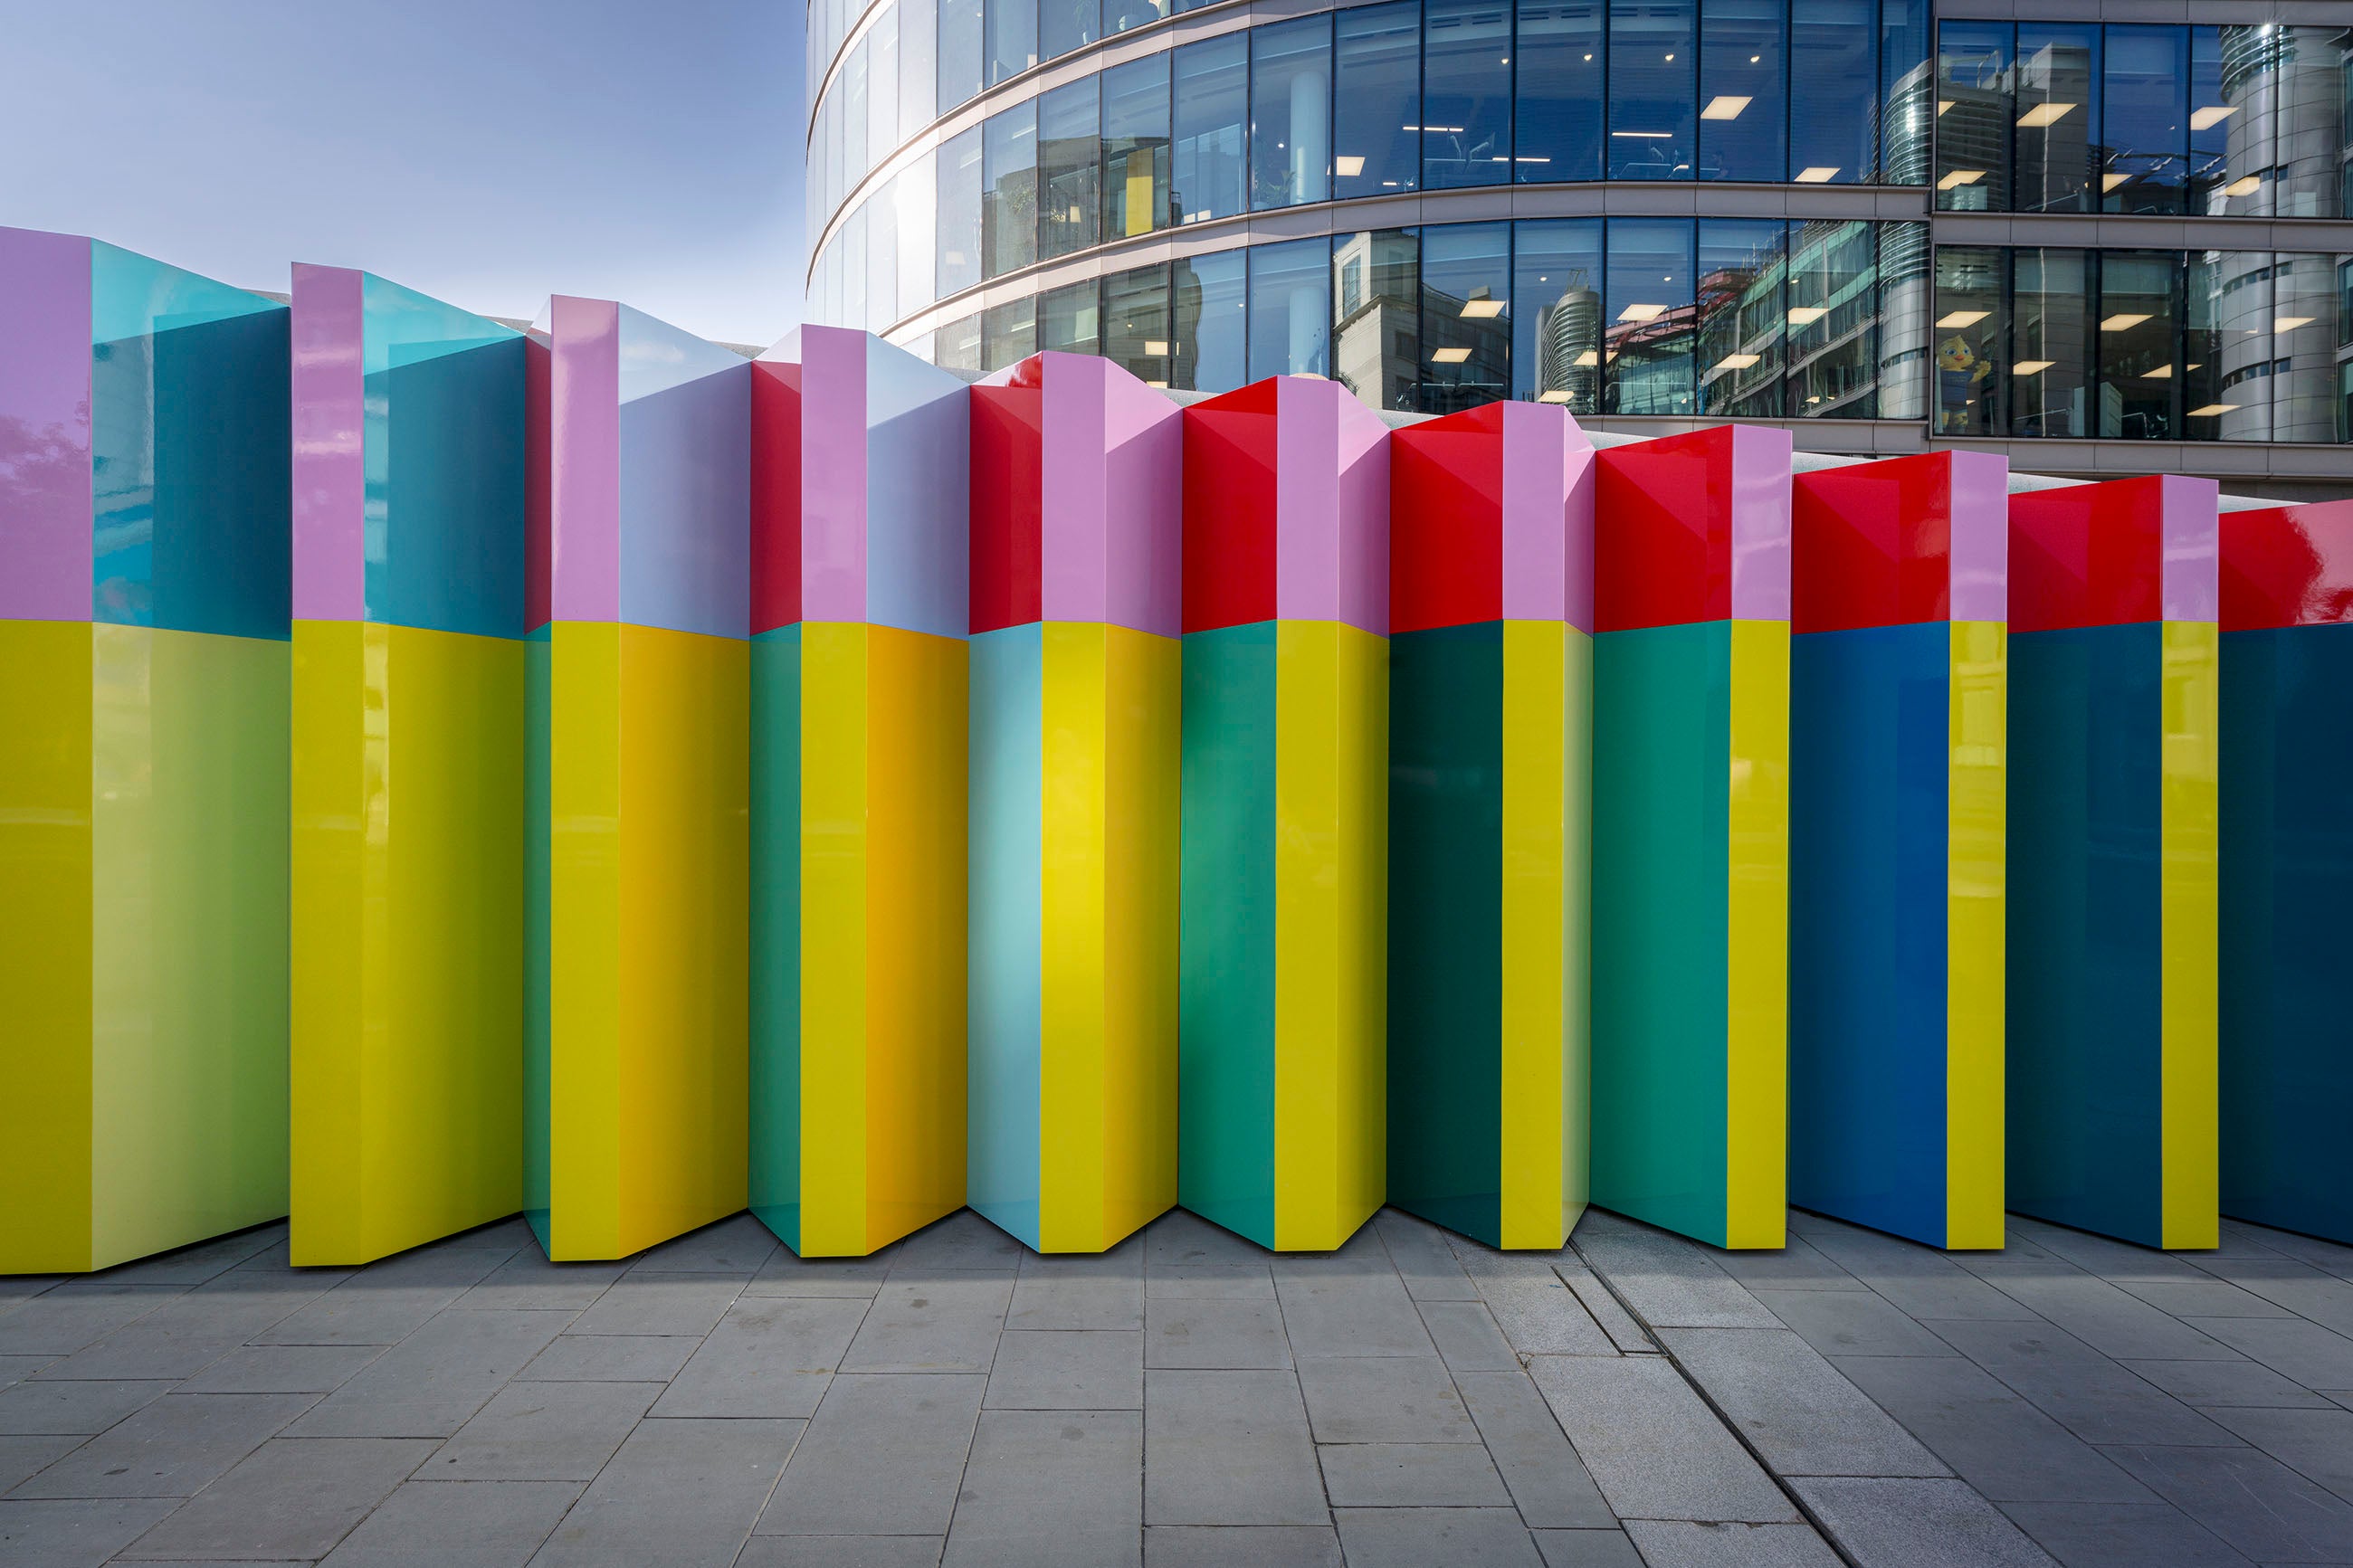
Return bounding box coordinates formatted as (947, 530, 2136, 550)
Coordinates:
(90, 241, 290, 641)
(2007, 622, 2164, 1246)
(618, 306, 751, 641)
(863, 337, 971, 640)
(1787, 622, 1949, 1245)
(2220, 622, 2353, 1243)
(967, 623, 1044, 1249)
(748, 624, 805, 1251)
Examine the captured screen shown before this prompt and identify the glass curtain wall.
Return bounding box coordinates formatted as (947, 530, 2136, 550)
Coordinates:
(1696, 218, 1786, 416)
(1039, 278, 1101, 352)
(902, 0, 938, 138)
(1698, 0, 1786, 183)
(1041, 0, 1097, 64)
(2009, 248, 2088, 437)
(1608, 0, 1697, 180)
(1175, 251, 1248, 392)
(1173, 36, 1249, 224)
(2103, 26, 2187, 214)
(1515, 0, 1605, 183)
(1789, 0, 1872, 185)
(2274, 252, 2340, 441)
(938, 126, 985, 298)
(2096, 250, 2177, 439)
(1105, 263, 1176, 384)
(1335, 4, 1423, 198)
(1877, 216, 1929, 416)
(1039, 79, 1101, 261)
(983, 100, 1039, 279)
(1877, 0, 1931, 184)
(1930, 244, 2002, 434)
(1248, 237, 1333, 377)
(940, 0, 984, 109)
(1935, 22, 2010, 211)
(1106, 0, 1167, 35)
(1102, 56, 1172, 242)
(1334, 229, 1422, 410)
(1251, 17, 1334, 210)
(1514, 219, 1605, 411)
(984, 296, 1039, 369)
(2187, 251, 2269, 443)
(1605, 217, 1697, 411)
(1421, 223, 1512, 411)
(1424, 0, 1514, 188)
(2014, 24, 2099, 214)
(987, 0, 1038, 87)
(1784, 219, 1875, 415)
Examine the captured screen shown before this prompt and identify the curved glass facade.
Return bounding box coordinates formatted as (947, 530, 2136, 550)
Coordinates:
(807, 0, 2353, 451)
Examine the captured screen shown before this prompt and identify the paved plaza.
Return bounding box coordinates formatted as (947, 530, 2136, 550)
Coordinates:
(4, 1202, 2353, 1567)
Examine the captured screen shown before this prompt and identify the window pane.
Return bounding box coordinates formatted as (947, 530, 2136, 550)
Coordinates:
(846, 42, 870, 186)
(1420, 222, 1510, 413)
(868, 180, 900, 330)
(898, 151, 938, 309)
(940, 0, 983, 109)
(2015, 24, 2099, 214)
(1039, 78, 1100, 261)
(1041, 0, 1097, 63)
(1102, 56, 1173, 240)
(1697, 219, 1785, 416)
(1513, 217, 1604, 411)
(2188, 251, 2271, 441)
(1105, 263, 1175, 384)
(1609, 1, 1697, 181)
(939, 312, 984, 375)
(1174, 250, 1247, 392)
(1699, 0, 1785, 183)
(2010, 248, 2088, 437)
(1876, 220, 1929, 418)
(1334, 229, 1421, 412)
(986, 0, 1036, 87)
(1877, 0, 1930, 183)
(984, 102, 1038, 279)
(1173, 36, 1248, 224)
(870, 20, 900, 175)
(1040, 279, 1102, 353)
(1936, 22, 2010, 212)
(1790, 0, 1872, 186)
(2102, 26, 2187, 214)
(2276, 29, 2344, 218)
(938, 126, 984, 297)
(2274, 252, 2339, 440)
(900, 0, 937, 138)
(2187, 27, 2230, 214)
(1514, 0, 1604, 183)
(1605, 217, 1695, 413)
(1783, 219, 1876, 416)
(1252, 16, 1334, 210)
(1423, 0, 1513, 191)
(1249, 236, 1333, 379)
(984, 296, 1037, 371)
(1931, 243, 2002, 434)
(1105, 0, 1168, 35)
(2096, 250, 2178, 438)
(1336, 3, 1423, 196)
(842, 205, 870, 331)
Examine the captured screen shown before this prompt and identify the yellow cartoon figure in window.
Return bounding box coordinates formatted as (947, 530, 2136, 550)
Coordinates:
(1936, 333, 1994, 434)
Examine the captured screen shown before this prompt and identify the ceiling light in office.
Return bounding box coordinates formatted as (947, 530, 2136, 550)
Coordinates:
(1787, 307, 1827, 325)
(2190, 106, 2236, 130)
(1618, 302, 1666, 322)
(2100, 313, 2150, 331)
(1935, 310, 1988, 328)
(1539, 390, 1573, 404)
(1794, 166, 1839, 183)
(1937, 169, 1984, 190)
(1432, 347, 1472, 364)
(2016, 101, 2076, 128)
(2189, 403, 2238, 416)
(1714, 354, 1761, 372)
(1701, 96, 1751, 120)
(1461, 299, 1505, 318)
(2014, 360, 2054, 375)
(1335, 155, 1366, 176)
(2223, 175, 2262, 197)
(1574, 351, 1599, 367)
(2276, 316, 2314, 332)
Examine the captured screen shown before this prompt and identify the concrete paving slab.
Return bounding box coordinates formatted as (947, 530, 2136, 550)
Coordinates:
(252, 1250, 510, 1346)
(2100, 1442, 2353, 1563)
(1988, 1500, 2252, 1568)
(1296, 1355, 1475, 1442)
(288, 1311, 573, 1438)
(738, 1535, 945, 1566)
(1145, 1297, 1291, 1370)
(653, 1296, 868, 1418)
(565, 1274, 743, 1338)
(627, 1213, 782, 1277)
(1619, 1519, 1842, 1567)
(841, 1277, 1013, 1374)
(1319, 1441, 1511, 1506)
(318, 1478, 582, 1567)
(0, 1437, 80, 1497)
(1570, 1219, 1783, 1330)
(1008, 1251, 1144, 1332)
(1827, 1354, 2155, 1505)
(1453, 1370, 1615, 1528)
(1143, 1265, 1274, 1300)
(1789, 1477, 2058, 1567)
(515, 1334, 701, 1384)
(2180, 1316, 2353, 1390)
(1142, 1370, 1324, 1527)
(1655, 1326, 1949, 1478)
(1415, 1299, 1520, 1372)
(178, 1345, 386, 1394)
(119, 1436, 434, 1560)
(1480, 1280, 1616, 1357)
(1754, 1287, 1962, 1359)
(942, 1409, 1140, 1567)
(744, 1248, 901, 1299)
(1372, 1212, 1481, 1302)
(894, 1212, 1027, 1273)
(2204, 1404, 2353, 1504)
(1526, 1355, 1798, 1525)
(1922, 1319, 2238, 1447)
(452, 1257, 628, 1312)
(1330, 1506, 1545, 1566)
(10, 1392, 316, 1498)
(1531, 1527, 1644, 1566)
(0, 1287, 188, 1358)
(0, 1378, 176, 1436)
(425, 1380, 659, 1481)
(2118, 1356, 2339, 1411)
(983, 1330, 1142, 1410)
(1142, 1524, 1340, 1566)
(0, 1496, 176, 1567)
(1273, 1272, 1433, 1358)
(757, 1375, 984, 1536)
(531, 1416, 802, 1565)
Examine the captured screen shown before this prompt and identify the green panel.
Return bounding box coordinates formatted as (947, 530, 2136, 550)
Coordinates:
(748, 625, 804, 1251)
(1591, 621, 1730, 1246)
(523, 627, 550, 1251)
(1386, 622, 1505, 1245)
(1179, 622, 1278, 1246)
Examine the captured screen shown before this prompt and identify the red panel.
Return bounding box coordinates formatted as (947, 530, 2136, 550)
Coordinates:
(1594, 427, 1729, 632)
(525, 335, 551, 632)
(2221, 500, 2353, 632)
(1181, 383, 1281, 633)
(1791, 452, 1955, 634)
(1390, 402, 1504, 633)
(749, 358, 802, 634)
(968, 382, 1044, 634)
(2008, 477, 2163, 634)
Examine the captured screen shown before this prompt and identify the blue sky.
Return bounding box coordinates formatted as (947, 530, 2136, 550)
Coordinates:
(0, 0, 805, 346)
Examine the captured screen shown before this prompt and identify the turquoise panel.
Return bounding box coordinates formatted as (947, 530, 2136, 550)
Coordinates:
(748, 624, 804, 1251)
(523, 625, 551, 1251)
(1590, 621, 1730, 1248)
(967, 624, 1044, 1249)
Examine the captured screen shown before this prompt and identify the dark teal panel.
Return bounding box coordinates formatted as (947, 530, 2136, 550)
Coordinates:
(366, 337, 528, 641)
(1788, 622, 1950, 1246)
(1387, 622, 1505, 1247)
(1179, 621, 1278, 1249)
(748, 625, 803, 1252)
(2007, 623, 2164, 1247)
(2220, 622, 2353, 1243)
(523, 625, 551, 1253)
(1590, 621, 1731, 1247)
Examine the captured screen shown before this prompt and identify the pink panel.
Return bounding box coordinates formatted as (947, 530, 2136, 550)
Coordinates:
(1728, 424, 1793, 623)
(1100, 359, 1182, 639)
(0, 226, 92, 622)
(548, 296, 621, 624)
(800, 325, 870, 624)
(1272, 377, 1386, 636)
(2162, 473, 2221, 625)
(1041, 353, 1110, 625)
(1948, 449, 2011, 625)
(291, 263, 366, 623)
(1499, 400, 1596, 633)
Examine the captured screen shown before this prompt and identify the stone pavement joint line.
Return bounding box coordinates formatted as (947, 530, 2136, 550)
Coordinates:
(4, 1206, 2353, 1565)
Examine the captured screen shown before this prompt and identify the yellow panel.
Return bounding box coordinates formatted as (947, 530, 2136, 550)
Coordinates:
(1722, 619, 1789, 1250)
(1272, 621, 1386, 1251)
(613, 622, 749, 1254)
(90, 626, 289, 1269)
(0, 621, 95, 1273)
(1945, 621, 2007, 1249)
(1039, 623, 1110, 1252)
(1499, 621, 1581, 1250)
(2159, 620, 2220, 1250)
(292, 622, 524, 1266)
(799, 622, 871, 1256)
(862, 623, 968, 1250)
(548, 622, 624, 1259)
(1100, 624, 1180, 1248)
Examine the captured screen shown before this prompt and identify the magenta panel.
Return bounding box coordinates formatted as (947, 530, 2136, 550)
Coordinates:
(1729, 424, 1794, 623)
(800, 326, 871, 625)
(1948, 450, 2010, 625)
(0, 226, 94, 623)
(2163, 474, 2222, 626)
(548, 296, 622, 625)
(1041, 353, 1182, 637)
(1273, 375, 1388, 636)
(291, 263, 366, 624)
(1499, 401, 1597, 633)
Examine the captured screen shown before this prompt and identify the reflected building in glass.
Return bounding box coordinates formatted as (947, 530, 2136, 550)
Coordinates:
(806, 0, 2353, 487)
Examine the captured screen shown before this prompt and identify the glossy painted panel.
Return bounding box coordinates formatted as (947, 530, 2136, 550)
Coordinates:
(1790, 450, 2007, 634)
(2009, 475, 2220, 634)
(0, 227, 94, 622)
(1594, 424, 1791, 632)
(2219, 500, 2353, 632)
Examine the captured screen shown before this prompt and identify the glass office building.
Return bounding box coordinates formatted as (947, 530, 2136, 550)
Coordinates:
(805, 0, 2353, 480)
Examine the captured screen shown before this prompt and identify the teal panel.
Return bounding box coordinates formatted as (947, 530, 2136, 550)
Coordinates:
(1387, 622, 1505, 1246)
(748, 624, 804, 1251)
(523, 626, 551, 1252)
(1590, 620, 1731, 1247)
(967, 623, 1043, 1250)
(1178, 621, 1278, 1248)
